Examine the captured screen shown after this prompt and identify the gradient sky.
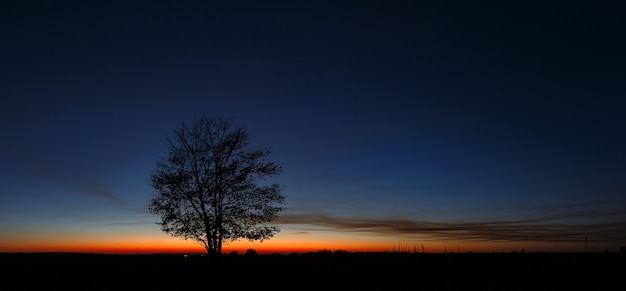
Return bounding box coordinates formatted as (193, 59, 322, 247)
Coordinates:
(1, 1, 625, 254)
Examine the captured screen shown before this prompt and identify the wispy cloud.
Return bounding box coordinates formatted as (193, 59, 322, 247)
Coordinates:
(277, 203, 626, 243)
(98, 221, 155, 227)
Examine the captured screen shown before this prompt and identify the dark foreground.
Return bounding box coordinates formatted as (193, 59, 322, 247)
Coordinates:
(1, 252, 623, 290)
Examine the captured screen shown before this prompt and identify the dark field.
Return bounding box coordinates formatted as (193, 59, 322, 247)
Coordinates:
(1, 252, 623, 290)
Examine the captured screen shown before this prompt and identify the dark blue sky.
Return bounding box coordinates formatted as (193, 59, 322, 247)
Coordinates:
(1, 1, 625, 253)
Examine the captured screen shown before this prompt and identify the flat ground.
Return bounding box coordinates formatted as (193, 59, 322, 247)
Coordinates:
(1, 252, 622, 290)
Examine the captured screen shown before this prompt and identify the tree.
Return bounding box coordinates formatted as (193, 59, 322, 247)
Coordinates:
(149, 114, 286, 256)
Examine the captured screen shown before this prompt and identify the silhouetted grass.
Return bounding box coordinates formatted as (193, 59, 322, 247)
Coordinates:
(1, 251, 622, 290)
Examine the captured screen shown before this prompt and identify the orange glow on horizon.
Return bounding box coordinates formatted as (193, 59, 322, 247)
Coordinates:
(0, 227, 597, 254)
(0, 239, 392, 254)
(0, 238, 593, 254)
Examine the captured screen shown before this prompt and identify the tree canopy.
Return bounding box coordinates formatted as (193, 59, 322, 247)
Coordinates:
(149, 114, 286, 255)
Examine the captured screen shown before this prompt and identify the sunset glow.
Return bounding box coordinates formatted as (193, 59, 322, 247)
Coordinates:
(0, 227, 603, 254)
(2, 1, 624, 257)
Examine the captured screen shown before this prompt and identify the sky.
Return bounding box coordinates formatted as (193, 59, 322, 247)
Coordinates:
(1, 1, 625, 254)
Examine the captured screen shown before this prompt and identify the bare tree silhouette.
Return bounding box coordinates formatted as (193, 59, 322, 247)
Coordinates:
(149, 114, 286, 256)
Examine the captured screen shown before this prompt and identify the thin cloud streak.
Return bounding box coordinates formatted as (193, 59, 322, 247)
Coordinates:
(277, 205, 626, 244)
(98, 222, 155, 227)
